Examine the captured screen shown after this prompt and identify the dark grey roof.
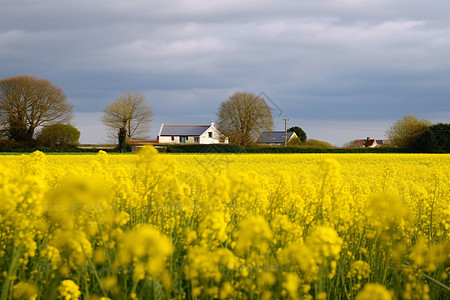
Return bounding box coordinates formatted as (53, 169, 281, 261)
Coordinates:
(160, 125, 210, 136)
(257, 131, 295, 143)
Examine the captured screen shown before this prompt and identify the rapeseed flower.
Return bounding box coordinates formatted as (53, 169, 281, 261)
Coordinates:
(355, 283, 392, 300)
(235, 215, 272, 256)
(12, 282, 38, 300)
(347, 260, 371, 280)
(0, 151, 448, 299)
(116, 225, 172, 282)
(57, 280, 81, 300)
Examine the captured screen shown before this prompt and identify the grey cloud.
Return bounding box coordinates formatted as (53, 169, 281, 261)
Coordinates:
(1, 0, 449, 145)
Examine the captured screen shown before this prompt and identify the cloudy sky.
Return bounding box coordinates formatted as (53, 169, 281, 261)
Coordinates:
(1, 0, 449, 146)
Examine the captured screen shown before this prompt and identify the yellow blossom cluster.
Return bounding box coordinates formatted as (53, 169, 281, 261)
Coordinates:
(0, 148, 449, 299)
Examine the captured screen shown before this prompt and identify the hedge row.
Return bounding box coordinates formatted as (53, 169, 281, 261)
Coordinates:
(0, 140, 422, 154)
(159, 144, 410, 153)
(0, 140, 119, 153)
(160, 144, 242, 153)
(244, 147, 410, 153)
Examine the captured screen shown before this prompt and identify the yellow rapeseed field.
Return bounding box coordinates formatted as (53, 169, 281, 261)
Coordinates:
(0, 147, 449, 299)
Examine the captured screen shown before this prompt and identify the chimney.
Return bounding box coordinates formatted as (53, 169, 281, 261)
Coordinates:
(211, 122, 215, 127)
(367, 137, 370, 140)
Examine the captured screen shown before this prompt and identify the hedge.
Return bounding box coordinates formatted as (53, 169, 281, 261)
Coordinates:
(159, 144, 410, 154)
(0, 139, 119, 153)
(0, 139, 414, 154)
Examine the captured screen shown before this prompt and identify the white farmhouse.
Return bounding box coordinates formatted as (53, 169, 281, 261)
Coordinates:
(158, 123, 227, 144)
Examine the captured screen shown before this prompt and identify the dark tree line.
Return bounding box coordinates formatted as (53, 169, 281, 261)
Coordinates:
(410, 123, 450, 153)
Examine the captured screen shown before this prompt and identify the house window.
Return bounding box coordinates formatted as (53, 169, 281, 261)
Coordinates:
(208, 132, 213, 138)
(171, 136, 174, 141)
(194, 137, 199, 143)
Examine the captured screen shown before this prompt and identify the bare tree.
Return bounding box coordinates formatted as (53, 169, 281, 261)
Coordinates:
(101, 91, 154, 141)
(217, 91, 273, 146)
(0, 75, 73, 141)
(386, 115, 431, 147)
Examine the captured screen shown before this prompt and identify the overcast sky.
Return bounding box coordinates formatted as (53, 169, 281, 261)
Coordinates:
(1, 0, 449, 146)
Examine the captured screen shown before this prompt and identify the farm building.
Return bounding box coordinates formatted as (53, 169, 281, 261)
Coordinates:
(257, 131, 298, 146)
(158, 123, 227, 144)
(355, 137, 389, 147)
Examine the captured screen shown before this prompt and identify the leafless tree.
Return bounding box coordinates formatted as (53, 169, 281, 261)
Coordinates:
(101, 91, 154, 141)
(0, 75, 73, 141)
(217, 91, 273, 146)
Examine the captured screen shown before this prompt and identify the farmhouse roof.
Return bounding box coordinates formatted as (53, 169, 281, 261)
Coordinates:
(257, 131, 296, 144)
(355, 137, 386, 147)
(159, 124, 211, 136)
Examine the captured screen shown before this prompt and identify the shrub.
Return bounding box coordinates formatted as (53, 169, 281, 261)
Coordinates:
(36, 124, 80, 148)
(301, 139, 336, 149)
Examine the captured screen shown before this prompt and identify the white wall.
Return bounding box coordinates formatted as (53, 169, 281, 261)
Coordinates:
(159, 136, 175, 143)
(199, 126, 225, 144)
(158, 123, 227, 144)
(159, 135, 200, 144)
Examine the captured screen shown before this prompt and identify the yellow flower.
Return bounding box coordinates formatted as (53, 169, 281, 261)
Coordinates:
(96, 150, 109, 164)
(198, 210, 229, 246)
(409, 237, 450, 272)
(117, 225, 172, 282)
(50, 230, 93, 270)
(347, 260, 371, 280)
(235, 215, 272, 256)
(101, 276, 118, 292)
(403, 282, 430, 300)
(12, 282, 38, 300)
(317, 292, 327, 300)
(279, 242, 318, 282)
(367, 192, 407, 228)
(57, 280, 81, 300)
(93, 247, 107, 264)
(307, 226, 343, 261)
(355, 283, 392, 300)
(261, 271, 276, 286)
(45, 176, 112, 229)
(219, 282, 234, 299)
(184, 246, 236, 284)
(283, 272, 300, 300)
(0, 151, 449, 299)
(41, 245, 62, 270)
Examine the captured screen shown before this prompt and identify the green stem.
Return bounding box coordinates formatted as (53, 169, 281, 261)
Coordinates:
(421, 273, 450, 292)
(131, 280, 139, 297)
(1, 244, 24, 300)
(81, 239, 107, 297)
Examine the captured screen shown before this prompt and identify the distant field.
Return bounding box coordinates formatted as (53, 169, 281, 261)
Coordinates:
(1, 149, 449, 299)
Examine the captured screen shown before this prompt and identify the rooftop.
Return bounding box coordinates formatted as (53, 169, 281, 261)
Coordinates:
(257, 131, 296, 144)
(159, 124, 212, 136)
